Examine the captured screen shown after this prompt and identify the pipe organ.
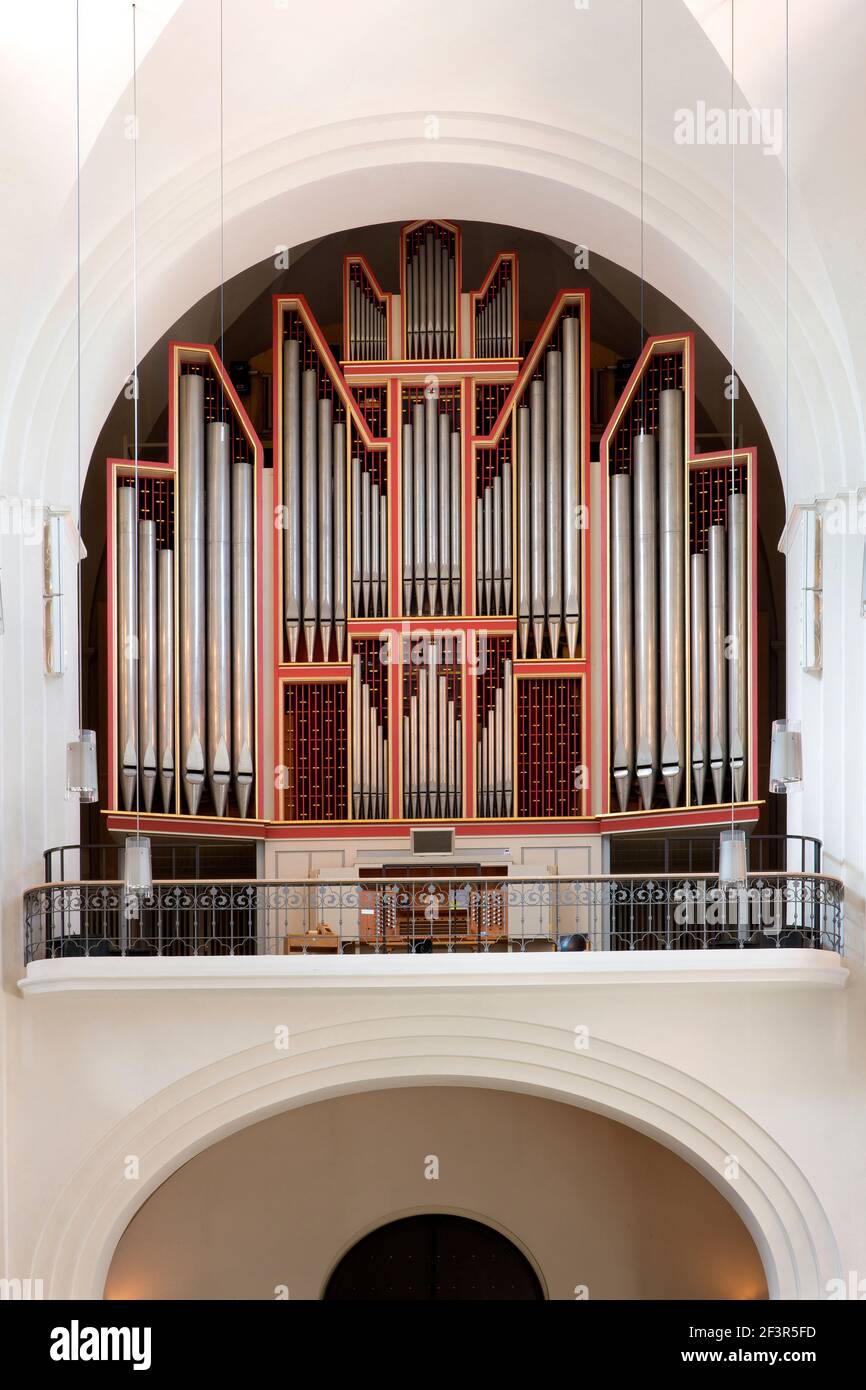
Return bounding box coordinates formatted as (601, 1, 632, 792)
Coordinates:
(604, 338, 756, 815)
(106, 223, 758, 842)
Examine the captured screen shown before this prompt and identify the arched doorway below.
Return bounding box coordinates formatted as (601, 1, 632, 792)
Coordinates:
(323, 1214, 543, 1301)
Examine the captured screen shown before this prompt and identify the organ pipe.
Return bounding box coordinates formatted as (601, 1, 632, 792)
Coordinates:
(545, 349, 563, 656)
(610, 473, 634, 813)
(402, 423, 413, 613)
(318, 397, 334, 657)
(117, 487, 137, 810)
(659, 388, 685, 807)
(517, 405, 531, 656)
(206, 421, 231, 817)
(633, 432, 658, 811)
(178, 372, 206, 816)
(301, 368, 318, 660)
(138, 518, 157, 812)
(562, 315, 581, 657)
(333, 422, 347, 661)
(529, 378, 546, 659)
(728, 493, 747, 802)
(690, 551, 707, 806)
(232, 461, 254, 818)
(282, 339, 301, 663)
(157, 547, 174, 811)
(708, 524, 728, 803)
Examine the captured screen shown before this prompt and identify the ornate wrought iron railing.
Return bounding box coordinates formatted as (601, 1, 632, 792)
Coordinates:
(22, 873, 843, 963)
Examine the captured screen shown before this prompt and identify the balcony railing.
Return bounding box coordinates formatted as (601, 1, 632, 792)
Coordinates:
(23, 873, 843, 963)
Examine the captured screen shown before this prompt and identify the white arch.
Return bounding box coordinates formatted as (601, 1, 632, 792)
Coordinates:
(32, 1015, 840, 1300)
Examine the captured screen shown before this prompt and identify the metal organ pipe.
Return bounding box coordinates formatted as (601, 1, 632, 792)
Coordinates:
(545, 348, 563, 656)
(351, 651, 362, 819)
(301, 368, 318, 660)
(450, 432, 461, 612)
(503, 657, 513, 816)
(369, 475, 380, 618)
(360, 464, 372, 618)
(633, 432, 658, 811)
(517, 405, 531, 656)
(117, 488, 138, 810)
(707, 524, 728, 803)
(333, 421, 347, 661)
(690, 551, 707, 806)
(412, 402, 426, 613)
(610, 472, 634, 813)
(529, 378, 546, 659)
(658, 388, 685, 807)
(425, 395, 439, 613)
(318, 396, 334, 657)
(157, 547, 174, 811)
(138, 518, 157, 812)
(232, 460, 254, 818)
(282, 339, 301, 663)
(728, 493, 747, 801)
(439, 412, 451, 613)
(562, 315, 581, 658)
(402, 423, 414, 613)
(206, 421, 231, 818)
(178, 372, 206, 816)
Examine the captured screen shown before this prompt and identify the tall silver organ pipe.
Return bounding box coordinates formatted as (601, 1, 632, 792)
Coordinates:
(483, 478, 493, 611)
(450, 432, 461, 611)
(137, 519, 157, 812)
(117, 486, 141, 807)
(379, 487, 388, 616)
(351, 452, 362, 620)
(491, 473, 502, 613)
(610, 473, 634, 813)
(476, 496, 485, 614)
(728, 493, 747, 801)
(333, 421, 347, 661)
(354, 650, 388, 819)
(503, 658, 513, 816)
(282, 339, 301, 663)
(352, 453, 387, 619)
(117, 489, 138, 810)
(545, 349, 563, 657)
(351, 651, 362, 819)
(301, 368, 318, 660)
(425, 395, 439, 613)
(206, 421, 232, 818)
(318, 397, 334, 658)
(476, 663, 512, 818)
(369, 476, 380, 618)
(178, 372, 206, 816)
(690, 551, 707, 806)
(707, 524, 728, 803)
(512, 322, 582, 653)
(231, 461, 254, 818)
(529, 378, 546, 659)
(438, 412, 451, 614)
(406, 228, 456, 359)
(633, 432, 658, 811)
(475, 268, 513, 357)
(561, 315, 581, 657)
(157, 547, 174, 811)
(360, 464, 372, 617)
(402, 423, 414, 613)
(502, 450, 513, 614)
(348, 274, 387, 361)
(412, 402, 426, 613)
(658, 388, 685, 807)
(517, 405, 531, 656)
(404, 397, 458, 616)
(402, 638, 461, 818)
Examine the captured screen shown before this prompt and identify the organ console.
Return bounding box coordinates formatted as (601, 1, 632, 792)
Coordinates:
(104, 223, 757, 838)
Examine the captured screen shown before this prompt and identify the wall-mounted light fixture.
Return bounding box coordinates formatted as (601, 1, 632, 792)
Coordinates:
(43, 511, 65, 676)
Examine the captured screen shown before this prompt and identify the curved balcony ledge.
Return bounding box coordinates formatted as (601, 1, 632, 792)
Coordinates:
(18, 948, 848, 995)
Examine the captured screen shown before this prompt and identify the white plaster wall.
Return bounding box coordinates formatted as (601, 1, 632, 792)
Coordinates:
(4, 969, 865, 1299)
(103, 1086, 767, 1300)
